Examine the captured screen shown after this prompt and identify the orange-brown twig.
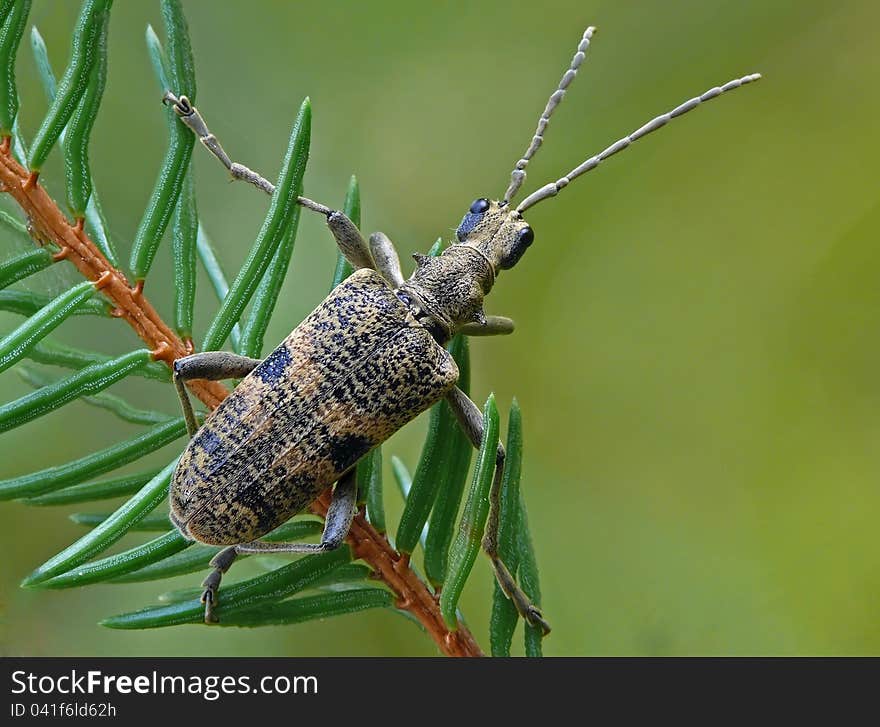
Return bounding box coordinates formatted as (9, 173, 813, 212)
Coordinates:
(0, 137, 483, 657)
(0, 139, 227, 409)
(311, 494, 483, 657)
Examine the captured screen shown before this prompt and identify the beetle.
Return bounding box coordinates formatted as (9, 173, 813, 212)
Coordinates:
(166, 26, 761, 627)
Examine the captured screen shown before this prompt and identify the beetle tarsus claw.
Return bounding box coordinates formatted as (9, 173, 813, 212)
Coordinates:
(526, 607, 551, 636)
(201, 587, 220, 624)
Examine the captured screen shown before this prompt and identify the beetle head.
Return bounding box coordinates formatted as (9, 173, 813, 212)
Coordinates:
(448, 28, 597, 274)
(454, 197, 534, 271)
(458, 25, 760, 276)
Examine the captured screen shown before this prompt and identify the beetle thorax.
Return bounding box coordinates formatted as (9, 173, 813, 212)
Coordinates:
(399, 246, 494, 342)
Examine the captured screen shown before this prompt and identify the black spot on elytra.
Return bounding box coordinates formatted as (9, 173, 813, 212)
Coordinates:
(247, 489, 277, 535)
(327, 433, 373, 471)
(256, 345, 292, 384)
(198, 428, 223, 456)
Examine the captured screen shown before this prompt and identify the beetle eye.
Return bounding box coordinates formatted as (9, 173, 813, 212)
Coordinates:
(457, 198, 491, 241)
(499, 225, 535, 269)
(469, 198, 490, 214)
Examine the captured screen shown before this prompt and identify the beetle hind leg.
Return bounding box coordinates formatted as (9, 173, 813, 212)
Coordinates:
(236, 468, 358, 556)
(197, 472, 357, 625)
(201, 545, 239, 624)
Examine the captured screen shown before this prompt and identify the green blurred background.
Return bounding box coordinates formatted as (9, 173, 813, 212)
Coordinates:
(2, 0, 879, 656)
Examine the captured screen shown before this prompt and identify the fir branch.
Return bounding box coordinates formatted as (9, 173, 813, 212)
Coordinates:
(0, 129, 483, 659)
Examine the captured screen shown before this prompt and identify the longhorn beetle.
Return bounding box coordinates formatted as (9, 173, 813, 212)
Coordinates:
(166, 26, 761, 629)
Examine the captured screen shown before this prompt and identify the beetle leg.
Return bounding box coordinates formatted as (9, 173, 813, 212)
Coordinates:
(323, 211, 376, 272)
(315, 467, 359, 549)
(235, 468, 358, 555)
(163, 91, 275, 195)
(163, 92, 376, 273)
(445, 386, 551, 636)
(198, 467, 355, 625)
(368, 232, 405, 288)
(458, 315, 515, 337)
(172, 352, 263, 437)
(201, 545, 239, 624)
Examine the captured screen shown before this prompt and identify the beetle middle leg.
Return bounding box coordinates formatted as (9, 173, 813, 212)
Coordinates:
(163, 92, 376, 273)
(446, 386, 551, 635)
(172, 352, 263, 437)
(199, 469, 358, 624)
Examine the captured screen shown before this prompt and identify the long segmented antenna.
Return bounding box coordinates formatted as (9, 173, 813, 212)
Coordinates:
(516, 72, 762, 213)
(502, 26, 596, 205)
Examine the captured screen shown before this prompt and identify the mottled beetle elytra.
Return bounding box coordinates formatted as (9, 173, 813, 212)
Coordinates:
(166, 26, 761, 629)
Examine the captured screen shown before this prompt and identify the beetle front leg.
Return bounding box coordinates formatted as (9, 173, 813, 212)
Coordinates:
(368, 232, 405, 288)
(172, 352, 263, 437)
(163, 92, 275, 195)
(164, 93, 376, 273)
(446, 386, 551, 636)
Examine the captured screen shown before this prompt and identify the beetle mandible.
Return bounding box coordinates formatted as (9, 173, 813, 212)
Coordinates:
(165, 26, 761, 628)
